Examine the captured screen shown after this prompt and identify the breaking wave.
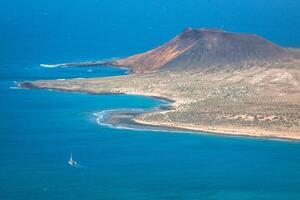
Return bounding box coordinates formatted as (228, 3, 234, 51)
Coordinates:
(40, 64, 63, 68)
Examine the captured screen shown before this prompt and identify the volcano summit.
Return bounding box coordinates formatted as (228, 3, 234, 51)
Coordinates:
(113, 28, 295, 73)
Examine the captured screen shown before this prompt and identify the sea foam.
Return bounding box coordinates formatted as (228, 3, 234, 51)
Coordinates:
(40, 64, 62, 68)
(10, 81, 22, 90)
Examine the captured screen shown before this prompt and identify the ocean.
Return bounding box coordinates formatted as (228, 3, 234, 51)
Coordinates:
(1, 0, 300, 199)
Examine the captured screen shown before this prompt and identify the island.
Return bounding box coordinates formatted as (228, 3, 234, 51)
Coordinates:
(21, 28, 300, 140)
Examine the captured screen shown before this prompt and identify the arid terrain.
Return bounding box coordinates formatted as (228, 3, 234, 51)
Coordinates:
(21, 28, 300, 139)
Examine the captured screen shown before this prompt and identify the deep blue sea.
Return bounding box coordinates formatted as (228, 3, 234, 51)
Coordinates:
(1, 0, 300, 199)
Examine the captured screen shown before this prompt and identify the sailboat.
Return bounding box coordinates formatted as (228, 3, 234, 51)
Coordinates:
(68, 153, 77, 166)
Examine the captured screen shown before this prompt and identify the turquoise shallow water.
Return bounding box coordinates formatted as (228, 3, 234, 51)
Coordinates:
(1, 64, 300, 200)
(1, 0, 300, 199)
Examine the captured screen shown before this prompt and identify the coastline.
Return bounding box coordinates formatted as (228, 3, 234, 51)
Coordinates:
(133, 118, 300, 141)
(106, 91, 300, 141)
(124, 92, 300, 141)
(23, 82, 300, 141)
(93, 101, 300, 141)
(19, 66, 300, 141)
(89, 89, 300, 141)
